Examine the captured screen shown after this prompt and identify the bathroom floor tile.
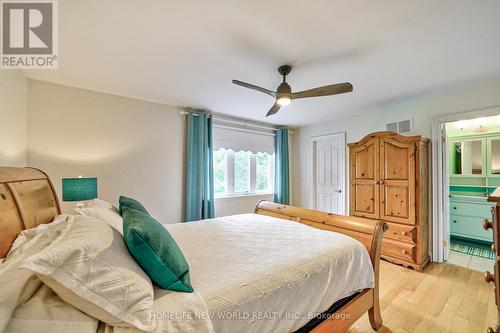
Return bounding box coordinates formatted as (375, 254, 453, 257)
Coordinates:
(468, 255, 495, 272)
(447, 251, 472, 267)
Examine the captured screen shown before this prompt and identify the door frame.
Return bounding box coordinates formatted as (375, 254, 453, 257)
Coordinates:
(310, 132, 346, 215)
(432, 105, 500, 263)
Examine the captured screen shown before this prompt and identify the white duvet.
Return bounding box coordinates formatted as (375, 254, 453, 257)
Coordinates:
(4, 213, 374, 333)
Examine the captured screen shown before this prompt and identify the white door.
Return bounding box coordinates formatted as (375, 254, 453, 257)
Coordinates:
(313, 133, 345, 215)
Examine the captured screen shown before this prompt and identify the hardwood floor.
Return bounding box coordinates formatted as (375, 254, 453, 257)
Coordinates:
(347, 260, 496, 332)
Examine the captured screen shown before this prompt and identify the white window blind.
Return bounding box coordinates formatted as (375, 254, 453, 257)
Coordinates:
(213, 126, 274, 155)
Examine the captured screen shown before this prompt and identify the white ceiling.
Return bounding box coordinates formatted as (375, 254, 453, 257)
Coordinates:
(25, 0, 500, 127)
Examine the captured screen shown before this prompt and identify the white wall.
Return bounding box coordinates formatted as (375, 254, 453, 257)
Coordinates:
(0, 71, 27, 166)
(27, 80, 186, 223)
(293, 76, 500, 209)
(26, 80, 263, 222)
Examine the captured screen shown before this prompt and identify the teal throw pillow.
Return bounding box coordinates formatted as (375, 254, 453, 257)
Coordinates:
(122, 207, 193, 292)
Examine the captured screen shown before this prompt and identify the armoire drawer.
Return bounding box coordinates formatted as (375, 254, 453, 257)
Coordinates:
(381, 239, 415, 262)
(383, 222, 416, 243)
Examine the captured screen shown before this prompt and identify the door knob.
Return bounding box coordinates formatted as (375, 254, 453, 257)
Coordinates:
(334, 190, 342, 193)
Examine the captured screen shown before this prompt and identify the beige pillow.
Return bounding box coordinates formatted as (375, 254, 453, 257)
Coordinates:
(5, 284, 98, 333)
(7, 215, 68, 257)
(21, 215, 155, 332)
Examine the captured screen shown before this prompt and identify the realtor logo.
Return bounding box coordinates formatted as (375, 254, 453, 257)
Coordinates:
(1, 0, 58, 69)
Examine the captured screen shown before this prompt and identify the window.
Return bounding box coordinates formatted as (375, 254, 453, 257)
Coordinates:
(213, 149, 227, 194)
(255, 152, 272, 192)
(213, 148, 274, 197)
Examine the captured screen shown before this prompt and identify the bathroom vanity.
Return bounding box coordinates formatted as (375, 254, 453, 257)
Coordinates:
(449, 133, 500, 242)
(450, 194, 495, 242)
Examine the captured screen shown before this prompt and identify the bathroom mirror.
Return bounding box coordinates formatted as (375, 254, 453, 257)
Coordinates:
(491, 139, 500, 174)
(450, 140, 482, 175)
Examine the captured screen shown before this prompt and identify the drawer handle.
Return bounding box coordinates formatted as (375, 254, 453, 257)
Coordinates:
(401, 231, 407, 236)
(485, 271, 495, 284)
(453, 207, 457, 210)
(452, 220, 457, 223)
(402, 250, 407, 254)
(483, 219, 493, 231)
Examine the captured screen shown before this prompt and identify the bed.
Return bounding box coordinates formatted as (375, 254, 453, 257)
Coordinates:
(0, 166, 387, 333)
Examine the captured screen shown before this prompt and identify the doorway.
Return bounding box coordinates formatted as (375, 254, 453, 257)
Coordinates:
(310, 132, 346, 215)
(432, 106, 500, 271)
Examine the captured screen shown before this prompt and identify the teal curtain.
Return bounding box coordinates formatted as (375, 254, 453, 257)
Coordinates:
(185, 111, 215, 221)
(274, 128, 290, 204)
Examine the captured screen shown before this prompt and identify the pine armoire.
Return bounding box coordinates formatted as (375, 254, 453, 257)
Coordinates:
(348, 131, 430, 272)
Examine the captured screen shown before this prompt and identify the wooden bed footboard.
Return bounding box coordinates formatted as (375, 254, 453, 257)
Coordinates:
(254, 200, 388, 332)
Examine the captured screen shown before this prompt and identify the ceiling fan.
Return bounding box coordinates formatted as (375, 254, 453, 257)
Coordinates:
(232, 65, 353, 117)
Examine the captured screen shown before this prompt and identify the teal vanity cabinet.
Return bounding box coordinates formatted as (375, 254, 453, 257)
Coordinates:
(448, 134, 500, 242)
(450, 195, 494, 242)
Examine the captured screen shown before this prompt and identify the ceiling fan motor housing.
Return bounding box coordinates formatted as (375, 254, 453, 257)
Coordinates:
(277, 82, 292, 100)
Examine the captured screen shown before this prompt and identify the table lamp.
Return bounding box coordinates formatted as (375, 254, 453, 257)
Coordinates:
(62, 176, 98, 207)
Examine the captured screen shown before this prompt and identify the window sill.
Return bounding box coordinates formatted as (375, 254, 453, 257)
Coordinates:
(215, 193, 273, 201)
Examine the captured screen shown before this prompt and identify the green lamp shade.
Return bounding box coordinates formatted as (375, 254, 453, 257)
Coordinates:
(62, 177, 98, 202)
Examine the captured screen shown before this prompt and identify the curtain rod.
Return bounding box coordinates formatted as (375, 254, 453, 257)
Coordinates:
(179, 111, 294, 134)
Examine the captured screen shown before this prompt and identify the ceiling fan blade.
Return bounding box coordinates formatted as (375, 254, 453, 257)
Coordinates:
(232, 80, 276, 98)
(266, 103, 281, 117)
(292, 82, 353, 100)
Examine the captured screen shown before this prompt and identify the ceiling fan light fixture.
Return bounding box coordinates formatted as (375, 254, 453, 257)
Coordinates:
(277, 96, 291, 106)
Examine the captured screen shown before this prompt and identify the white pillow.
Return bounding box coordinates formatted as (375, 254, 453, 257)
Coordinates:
(0, 215, 70, 333)
(21, 215, 155, 332)
(75, 205, 123, 234)
(85, 198, 119, 212)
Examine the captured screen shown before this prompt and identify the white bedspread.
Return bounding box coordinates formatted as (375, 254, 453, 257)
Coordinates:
(163, 213, 375, 333)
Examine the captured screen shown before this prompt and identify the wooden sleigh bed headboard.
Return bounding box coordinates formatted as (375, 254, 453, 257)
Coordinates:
(0, 167, 61, 258)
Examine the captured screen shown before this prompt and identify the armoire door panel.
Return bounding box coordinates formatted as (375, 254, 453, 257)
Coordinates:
(350, 137, 379, 218)
(381, 185, 410, 221)
(383, 142, 409, 180)
(353, 183, 379, 218)
(379, 137, 415, 225)
(353, 141, 377, 180)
